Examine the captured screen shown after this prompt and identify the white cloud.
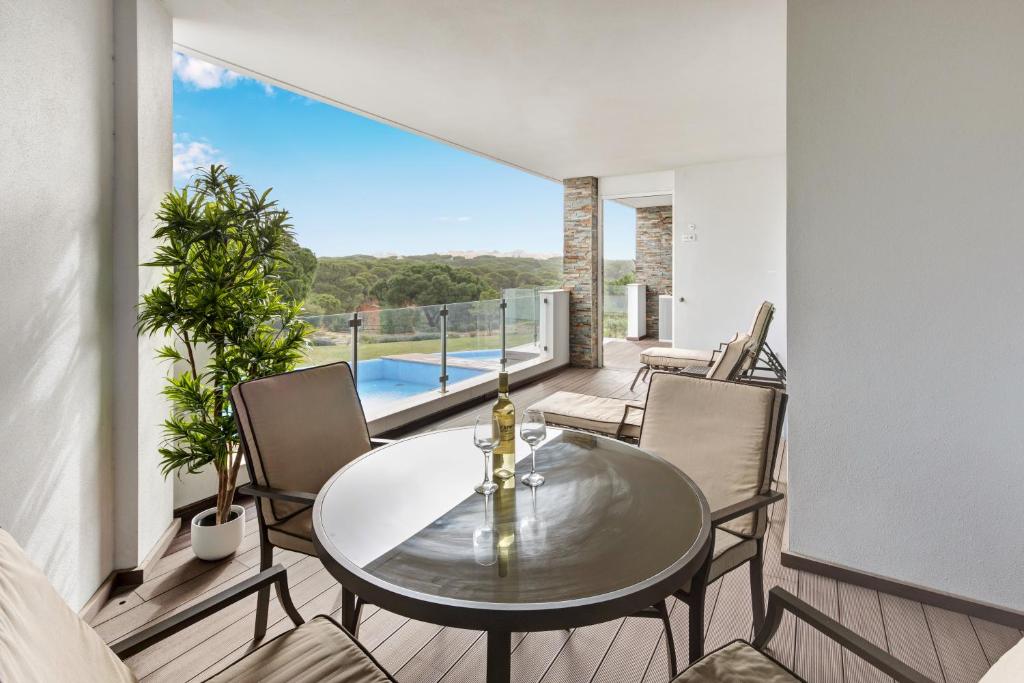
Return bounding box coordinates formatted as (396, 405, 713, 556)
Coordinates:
(173, 52, 241, 90)
(173, 134, 224, 182)
(172, 52, 275, 95)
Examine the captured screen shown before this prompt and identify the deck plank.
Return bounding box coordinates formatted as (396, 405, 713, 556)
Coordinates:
(969, 617, 1022, 666)
(794, 570, 844, 682)
(878, 594, 945, 683)
(837, 582, 892, 683)
(924, 605, 990, 683)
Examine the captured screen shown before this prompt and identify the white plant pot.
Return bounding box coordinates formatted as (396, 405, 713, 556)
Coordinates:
(191, 504, 246, 561)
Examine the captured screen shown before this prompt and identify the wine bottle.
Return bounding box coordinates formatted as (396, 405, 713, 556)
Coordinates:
(492, 371, 516, 482)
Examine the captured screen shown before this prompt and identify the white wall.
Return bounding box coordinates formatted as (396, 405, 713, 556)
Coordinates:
(0, 0, 116, 610)
(672, 156, 786, 363)
(788, 1, 1024, 611)
(113, 0, 175, 570)
(0, 0, 173, 609)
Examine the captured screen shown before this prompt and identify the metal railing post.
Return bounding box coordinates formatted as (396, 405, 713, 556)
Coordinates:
(348, 312, 361, 385)
(439, 304, 449, 393)
(499, 298, 508, 372)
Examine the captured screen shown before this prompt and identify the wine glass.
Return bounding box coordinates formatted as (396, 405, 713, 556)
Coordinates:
(473, 496, 497, 566)
(520, 408, 547, 487)
(473, 415, 500, 495)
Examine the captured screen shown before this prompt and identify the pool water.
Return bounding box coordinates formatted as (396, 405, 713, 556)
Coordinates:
(355, 357, 486, 410)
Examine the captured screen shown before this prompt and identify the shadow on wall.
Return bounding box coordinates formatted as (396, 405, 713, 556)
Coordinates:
(0, 217, 116, 607)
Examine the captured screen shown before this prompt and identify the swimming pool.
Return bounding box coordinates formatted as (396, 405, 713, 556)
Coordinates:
(356, 357, 486, 410)
(447, 349, 502, 360)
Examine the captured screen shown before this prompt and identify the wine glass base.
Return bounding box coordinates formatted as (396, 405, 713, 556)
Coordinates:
(521, 471, 545, 487)
(475, 480, 499, 495)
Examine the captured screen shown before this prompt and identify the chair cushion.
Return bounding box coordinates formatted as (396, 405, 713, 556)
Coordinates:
(205, 615, 391, 682)
(266, 509, 316, 556)
(982, 636, 1024, 682)
(0, 530, 136, 683)
(680, 529, 758, 593)
(706, 334, 752, 381)
(232, 362, 373, 526)
(529, 391, 643, 438)
(641, 347, 715, 368)
(640, 373, 782, 538)
(672, 640, 801, 682)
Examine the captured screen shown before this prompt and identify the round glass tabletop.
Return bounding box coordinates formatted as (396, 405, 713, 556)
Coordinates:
(313, 426, 711, 631)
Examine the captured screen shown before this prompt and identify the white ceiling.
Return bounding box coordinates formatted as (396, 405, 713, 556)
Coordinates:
(167, 0, 785, 181)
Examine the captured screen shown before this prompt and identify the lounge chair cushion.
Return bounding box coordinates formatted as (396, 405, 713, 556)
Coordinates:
(641, 347, 715, 369)
(530, 391, 643, 439)
(641, 374, 782, 538)
(205, 615, 391, 683)
(672, 640, 799, 682)
(0, 530, 137, 683)
(982, 636, 1024, 682)
(232, 362, 372, 528)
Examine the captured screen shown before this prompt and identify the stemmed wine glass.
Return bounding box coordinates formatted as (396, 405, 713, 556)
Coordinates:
(520, 408, 547, 487)
(473, 415, 500, 495)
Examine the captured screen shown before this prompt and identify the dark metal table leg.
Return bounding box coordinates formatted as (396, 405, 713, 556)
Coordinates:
(486, 630, 511, 683)
(341, 586, 359, 634)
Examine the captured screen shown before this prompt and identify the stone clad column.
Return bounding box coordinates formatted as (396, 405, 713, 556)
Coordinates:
(635, 205, 673, 339)
(563, 177, 601, 368)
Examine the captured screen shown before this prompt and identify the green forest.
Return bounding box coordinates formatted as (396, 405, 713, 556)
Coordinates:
(280, 247, 635, 316)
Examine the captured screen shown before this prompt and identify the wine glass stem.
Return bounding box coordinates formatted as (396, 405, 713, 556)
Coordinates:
(529, 444, 537, 474)
(485, 450, 494, 484)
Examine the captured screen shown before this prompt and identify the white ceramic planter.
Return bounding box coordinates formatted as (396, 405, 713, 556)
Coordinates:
(191, 504, 245, 561)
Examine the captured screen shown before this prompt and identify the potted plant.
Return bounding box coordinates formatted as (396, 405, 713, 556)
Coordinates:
(138, 165, 310, 560)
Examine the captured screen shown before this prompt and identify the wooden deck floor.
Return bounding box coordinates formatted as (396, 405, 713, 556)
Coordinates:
(94, 339, 1020, 682)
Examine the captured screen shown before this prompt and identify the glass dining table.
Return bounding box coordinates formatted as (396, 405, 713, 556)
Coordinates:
(313, 426, 712, 683)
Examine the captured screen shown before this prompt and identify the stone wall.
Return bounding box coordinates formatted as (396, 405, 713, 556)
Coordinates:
(563, 177, 601, 367)
(635, 205, 673, 338)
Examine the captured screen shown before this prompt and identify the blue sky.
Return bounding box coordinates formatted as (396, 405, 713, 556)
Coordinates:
(172, 53, 635, 259)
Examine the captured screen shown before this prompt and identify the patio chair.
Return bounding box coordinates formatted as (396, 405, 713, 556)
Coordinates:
(636, 371, 786, 675)
(669, 585, 954, 682)
(230, 361, 391, 641)
(633, 300, 784, 389)
(0, 528, 396, 682)
(530, 333, 752, 442)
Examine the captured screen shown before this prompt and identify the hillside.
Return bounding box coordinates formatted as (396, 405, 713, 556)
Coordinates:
(302, 253, 634, 314)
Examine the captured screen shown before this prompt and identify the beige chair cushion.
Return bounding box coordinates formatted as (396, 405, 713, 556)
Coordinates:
(982, 636, 1024, 682)
(706, 334, 752, 381)
(681, 529, 757, 593)
(641, 347, 716, 368)
(640, 373, 782, 538)
(743, 302, 775, 373)
(266, 509, 316, 555)
(205, 615, 392, 682)
(672, 640, 798, 682)
(232, 362, 372, 527)
(0, 530, 136, 683)
(530, 391, 643, 439)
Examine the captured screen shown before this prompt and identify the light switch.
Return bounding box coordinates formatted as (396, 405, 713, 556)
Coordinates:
(682, 233, 697, 242)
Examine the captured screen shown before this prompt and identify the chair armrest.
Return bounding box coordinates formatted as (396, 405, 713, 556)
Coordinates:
(711, 490, 784, 526)
(111, 565, 304, 660)
(238, 484, 317, 505)
(370, 437, 396, 447)
(753, 588, 935, 683)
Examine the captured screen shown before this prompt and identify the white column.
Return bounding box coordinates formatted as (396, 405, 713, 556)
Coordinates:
(626, 284, 647, 340)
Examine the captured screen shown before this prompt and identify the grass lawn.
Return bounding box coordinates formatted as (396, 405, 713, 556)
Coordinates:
(301, 332, 535, 367)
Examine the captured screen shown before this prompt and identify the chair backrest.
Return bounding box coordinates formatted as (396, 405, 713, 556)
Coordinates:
(230, 362, 373, 526)
(740, 301, 775, 374)
(0, 530, 136, 682)
(706, 333, 752, 381)
(639, 373, 786, 539)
